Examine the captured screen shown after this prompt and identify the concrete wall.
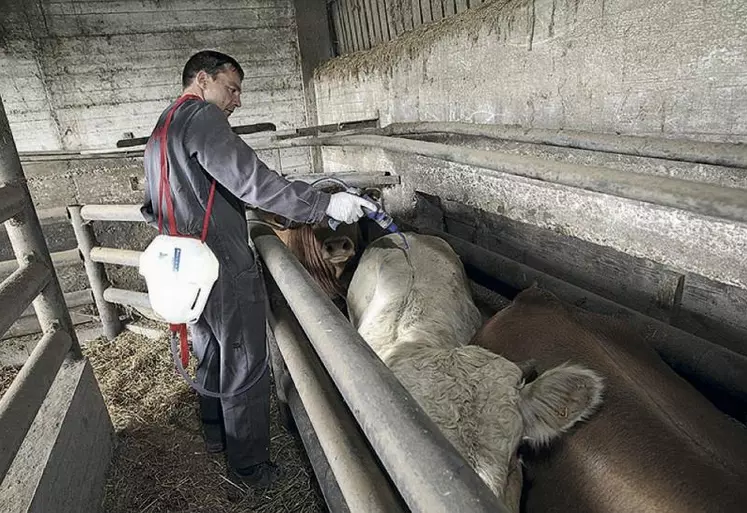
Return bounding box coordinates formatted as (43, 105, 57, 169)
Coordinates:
(292, 0, 335, 171)
(315, 0, 747, 141)
(0, 0, 309, 166)
(0, 0, 319, 324)
(311, 0, 747, 349)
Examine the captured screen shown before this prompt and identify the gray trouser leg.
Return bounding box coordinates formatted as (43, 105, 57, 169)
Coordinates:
(201, 261, 271, 471)
(191, 320, 224, 447)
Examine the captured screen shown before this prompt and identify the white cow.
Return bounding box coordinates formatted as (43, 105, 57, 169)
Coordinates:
(346, 233, 604, 511)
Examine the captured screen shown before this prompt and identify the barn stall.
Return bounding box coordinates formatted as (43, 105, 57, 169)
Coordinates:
(1, 0, 746, 512)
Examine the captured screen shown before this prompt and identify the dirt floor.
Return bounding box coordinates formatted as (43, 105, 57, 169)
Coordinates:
(81, 324, 328, 513)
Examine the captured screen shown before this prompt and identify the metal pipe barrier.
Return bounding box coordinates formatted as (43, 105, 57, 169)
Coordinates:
(67, 205, 122, 340)
(102, 288, 151, 312)
(416, 226, 747, 414)
(0, 184, 25, 224)
(0, 257, 51, 337)
(0, 94, 81, 482)
(62, 208, 747, 416)
(62, 171, 400, 333)
(0, 251, 88, 339)
(272, 134, 747, 225)
(0, 329, 72, 477)
(285, 388, 352, 513)
(267, 290, 407, 513)
(75, 172, 400, 222)
(18, 289, 93, 319)
(2, 289, 93, 341)
(376, 121, 747, 169)
(0, 248, 80, 277)
(43, 120, 747, 171)
(4, 310, 95, 342)
(89, 247, 141, 267)
(249, 221, 510, 513)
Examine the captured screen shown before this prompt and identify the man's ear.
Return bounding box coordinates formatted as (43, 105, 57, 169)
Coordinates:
(195, 70, 210, 90)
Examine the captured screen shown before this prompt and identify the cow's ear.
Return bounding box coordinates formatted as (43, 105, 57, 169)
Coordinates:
(518, 363, 603, 448)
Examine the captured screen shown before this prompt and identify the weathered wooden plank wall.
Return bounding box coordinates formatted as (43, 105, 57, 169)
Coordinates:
(331, 0, 484, 55)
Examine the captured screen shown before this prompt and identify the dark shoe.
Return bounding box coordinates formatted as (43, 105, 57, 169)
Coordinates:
(228, 461, 281, 488)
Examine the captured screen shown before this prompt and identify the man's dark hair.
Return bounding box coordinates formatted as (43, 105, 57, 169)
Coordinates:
(182, 50, 244, 88)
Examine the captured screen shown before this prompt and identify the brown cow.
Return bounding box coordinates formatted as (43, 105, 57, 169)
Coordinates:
(254, 211, 361, 307)
(253, 186, 384, 310)
(471, 286, 747, 513)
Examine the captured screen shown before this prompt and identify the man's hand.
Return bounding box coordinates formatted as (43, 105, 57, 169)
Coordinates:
(325, 192, 378, 224)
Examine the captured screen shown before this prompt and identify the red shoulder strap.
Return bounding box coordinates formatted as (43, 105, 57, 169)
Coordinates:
(156, 93, 217, 240)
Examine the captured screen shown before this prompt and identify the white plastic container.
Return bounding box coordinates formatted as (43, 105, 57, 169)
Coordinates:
(139, 234, 220, 324)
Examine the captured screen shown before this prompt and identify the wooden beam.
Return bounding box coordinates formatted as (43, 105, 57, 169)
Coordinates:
(1, 311, 92, 342)
(385, 0, 398, 38)
(356, 0, 371, 49)
(377, 0, 391, 40)
(0, 258, 51, 339)
(274, 117, 379, 140)
(363, 0, 381, 45)
(431, 0, 443, 21)
(412, 0, 423, 27)
(402, 0, 414, 31)
(349, 0, 363, 51)
(19, 289, 92, 319)
(0, 329, 72, 480)
(340, 1, 355, 52)
(391, 1, 405, 36)
(0, 248, 80, 277)
(330, 1, 345, 54)
(420, 0, 433, 23)
(443, 0, 456, 17)
(0, 184, 25, 225)
(0, 358, 112, 513)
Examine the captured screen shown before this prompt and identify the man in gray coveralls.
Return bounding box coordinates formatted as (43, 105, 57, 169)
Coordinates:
(141, 50, 374, 487)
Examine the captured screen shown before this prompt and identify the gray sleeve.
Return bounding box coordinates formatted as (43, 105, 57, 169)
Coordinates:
(183, 103, 330, 224)
(139, 143, 159, 229)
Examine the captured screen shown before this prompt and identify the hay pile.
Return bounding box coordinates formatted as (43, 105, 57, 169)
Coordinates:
(0, 365, 20, 399)
(315, 0, 515, 80)
(85, 327, 326, 513)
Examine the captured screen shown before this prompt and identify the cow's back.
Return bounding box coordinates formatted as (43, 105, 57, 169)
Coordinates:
(472, 286, 747, 513)
(347, 233, 483, 359)
(347, 233, 528, 508)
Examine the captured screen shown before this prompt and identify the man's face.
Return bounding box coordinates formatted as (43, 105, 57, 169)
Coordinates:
(200, 66, 242, 117)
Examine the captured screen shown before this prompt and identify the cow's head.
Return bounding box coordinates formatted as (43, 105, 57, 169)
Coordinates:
(254, 196, 381, 305)
(474, 357, 604, 511)
(259, 214, 361, 298)
(468, 289, 606, 510)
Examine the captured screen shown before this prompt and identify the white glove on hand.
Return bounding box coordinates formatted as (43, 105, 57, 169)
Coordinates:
(325, 192, 378, 224)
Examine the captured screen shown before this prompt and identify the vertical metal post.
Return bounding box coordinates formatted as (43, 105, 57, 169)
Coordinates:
(67, 206, 122, 340)
(0, 95, 81, 356)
